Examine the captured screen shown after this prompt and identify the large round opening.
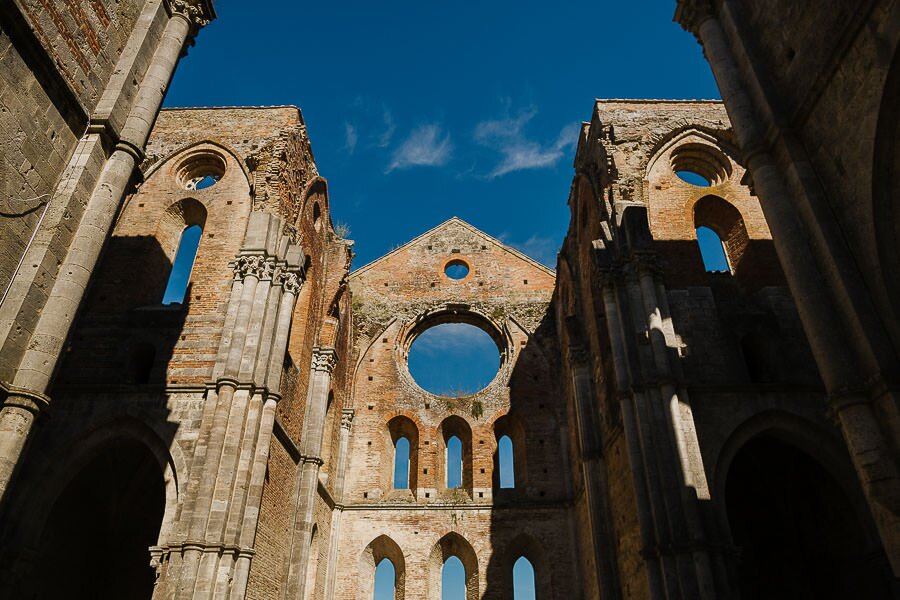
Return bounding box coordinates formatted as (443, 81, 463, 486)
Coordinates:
(407, 322, 500, 396)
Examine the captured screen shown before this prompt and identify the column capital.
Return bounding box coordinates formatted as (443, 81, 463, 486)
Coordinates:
(165, 0, 215, 30)
(0, 382, 50, 415)
(230, 254, 272, 282)
(341, 409, 355, 431)
(311, 347, 338, 373)
(674, 0, 715, 35)
(279, 270, 303, 295)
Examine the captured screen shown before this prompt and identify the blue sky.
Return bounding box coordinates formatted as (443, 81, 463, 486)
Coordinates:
(163, 0, 719, 269)
(163, 9, 718, 594)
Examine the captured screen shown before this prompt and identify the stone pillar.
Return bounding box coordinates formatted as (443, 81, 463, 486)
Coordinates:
(677, 0, 900, 572)
(283, 346, 337, 600)
(0, 0, 209, 506)
(601, 282, 665, 600)
(228, 271, 301, 600)
(565, 344, 620, 600)
(321, 409, 354, 600)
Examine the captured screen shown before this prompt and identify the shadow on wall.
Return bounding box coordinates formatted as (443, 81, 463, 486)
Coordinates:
(483, 309, 559, 600)
(0, 231, 193, 598)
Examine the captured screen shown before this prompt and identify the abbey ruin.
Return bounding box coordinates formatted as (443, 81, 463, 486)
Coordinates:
(0, 0, 897, 598)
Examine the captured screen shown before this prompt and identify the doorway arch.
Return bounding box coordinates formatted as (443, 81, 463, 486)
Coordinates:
(32, 437, 167, 599)
(724, 434, 891, 599)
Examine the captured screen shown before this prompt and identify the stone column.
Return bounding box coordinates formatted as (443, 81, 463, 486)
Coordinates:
(283, 346, 337, 600)
(565, 344, 620, 600)
(677, 0, 900, 572)
(0, 0, 209, 506)
(228, 271, 301, 600)
(601, 281, 665, 600)
(322, 409, 354, 600)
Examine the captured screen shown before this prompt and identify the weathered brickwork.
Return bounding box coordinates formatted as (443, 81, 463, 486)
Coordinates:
(0, 105, 355, 600)
(330, 218, 579, 599)
(557, 99, 895, 599)
(2, 2, 898, 598)
(677, 0, 900, 583)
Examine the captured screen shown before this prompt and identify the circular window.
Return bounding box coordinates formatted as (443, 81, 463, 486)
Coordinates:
(407, 322, 500, 396)
(444, 259, 469, 280)
(175, 151, 226, 190)
(670, 143, 732, 187)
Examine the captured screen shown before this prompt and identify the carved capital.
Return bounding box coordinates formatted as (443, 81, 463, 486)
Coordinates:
(279, 270, 303, 295)
(311, 347, 338, 373)
(259, 258, 278, 281)
(341, 409, 355, 431)
(165, 0, 214, 29)
(230, 254, 265, 281)
(674, 0, 715, 36)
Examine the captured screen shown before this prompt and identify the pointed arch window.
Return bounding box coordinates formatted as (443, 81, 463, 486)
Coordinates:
(373, 558, 396, 600)
(498, 435, 515, 488)
(442, 555, 466, 600)
(393, 437, 410, 489)
(513, 556, 536, 599)
(162, 224, 202, 304)
(446, 436, 462, 489)
(695, 225, 729, 273)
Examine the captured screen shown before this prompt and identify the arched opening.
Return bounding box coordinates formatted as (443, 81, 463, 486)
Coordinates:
(446, 435, 462, 488)
(442, 555, 466, 600)
(303, 525, 319, 600)
(693, 195, 750, 278)
(513, 556, 536, 600)
(438, 416, 473, 496)
(498, 435, 514, 488)
(386, 417, 418, 493)
(696, 225, 729, 273)
(374, 558, 396, 600)
(162, 223, 202, 304)
(493, 415, 527, 491)
(394, 437, 411, 489)
(725, 436, 888, 599)
(429, 533, 478, 600)
(33, 439, 165, 600)
(359, 535, 405, 600)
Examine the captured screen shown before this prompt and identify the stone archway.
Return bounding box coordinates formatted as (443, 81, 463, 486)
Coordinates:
(725, 435, 891, 600)
(32, 438, 166, 600)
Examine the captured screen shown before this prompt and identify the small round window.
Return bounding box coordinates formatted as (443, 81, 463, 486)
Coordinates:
(175, 151, 226, 191)
(444, 259, 469, 280)
(188, 174, 220, 190)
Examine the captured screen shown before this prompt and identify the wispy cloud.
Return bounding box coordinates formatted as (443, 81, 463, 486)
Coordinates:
(412, 323, 493, 356)
(377, 108, 396, 148)
(507, 234, 559, 268)
(386, 124, 453, 173)
(342, 122, 358, 154)
(474, 108, 578, 178)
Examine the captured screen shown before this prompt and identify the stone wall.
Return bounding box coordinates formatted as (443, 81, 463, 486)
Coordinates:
(335, 218, 579, 599)
(556, 98, 891, 599)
